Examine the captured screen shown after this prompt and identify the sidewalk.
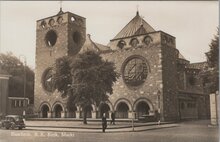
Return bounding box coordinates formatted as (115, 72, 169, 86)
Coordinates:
(25, 120, 178, 133)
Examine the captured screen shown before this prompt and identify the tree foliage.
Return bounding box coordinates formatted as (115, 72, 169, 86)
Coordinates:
(206, 29, 219, 69)
(54, 51, 119, 123)
(204, 28, 219, 93)
(0, 52, 34, 104)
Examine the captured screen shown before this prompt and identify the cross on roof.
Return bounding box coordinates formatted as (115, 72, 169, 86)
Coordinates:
(59, 0, 63, 11)
(136, 4, 139, 15)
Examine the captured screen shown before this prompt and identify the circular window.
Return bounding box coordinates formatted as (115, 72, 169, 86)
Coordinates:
(41, 21, 46, 29)
(49, 19, 55, 26)
(130, 38, 139, 47)
(42, 68, 55, 92)
(57, 16, 63, 24)
(72, 31, 81, 45)
(117, 40, 126, 49)
(122, 56, 148, 86)
(143, 36, 152, 46)
(45, 30, 57, 47)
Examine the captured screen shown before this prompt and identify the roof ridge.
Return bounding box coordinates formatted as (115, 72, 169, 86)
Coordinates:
(111, 13, 155, 41)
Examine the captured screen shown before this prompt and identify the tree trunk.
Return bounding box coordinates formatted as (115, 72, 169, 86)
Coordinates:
(83, 109, 87, 124)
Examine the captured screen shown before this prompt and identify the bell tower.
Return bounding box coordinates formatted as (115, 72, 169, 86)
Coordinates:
(34, 10, 86, 117)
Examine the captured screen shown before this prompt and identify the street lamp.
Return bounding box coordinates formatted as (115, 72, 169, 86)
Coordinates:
(19, 55, 26, 118)
(157, 90, 161, 125)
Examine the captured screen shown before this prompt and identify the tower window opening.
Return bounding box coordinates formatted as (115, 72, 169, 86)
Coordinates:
(72, 31, 81, 45)
(57, 16, 63, 24)
(45, 30, 57, 47)
(49, 19, 55, 26)
(41, 21, 46, 29)
(117, 40, 126, 49)
(143, 36, 153, 46)
(130, 38, 139, 47)
(71, 16, 76, 22)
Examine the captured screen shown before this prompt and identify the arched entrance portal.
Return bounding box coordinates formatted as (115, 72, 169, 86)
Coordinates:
(99, 103, 110, 118)
(54, 104, 63, 118)
(82, 105, 93, 118)
(136, 101, 150, 118)
(41, 105, 49, 118)
(116, 102, 129, 118)
(68, 106, 77, 118)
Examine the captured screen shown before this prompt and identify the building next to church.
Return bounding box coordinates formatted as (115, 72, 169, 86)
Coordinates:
(34, 9, 210, 121)
(0, 68, 30, 117)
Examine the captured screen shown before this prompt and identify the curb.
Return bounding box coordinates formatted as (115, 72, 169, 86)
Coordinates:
(25, 122, 175, 130)
(25, 124, 179, 133)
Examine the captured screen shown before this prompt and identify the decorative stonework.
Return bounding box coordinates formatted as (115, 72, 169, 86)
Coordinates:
(121, 55, 148, 86)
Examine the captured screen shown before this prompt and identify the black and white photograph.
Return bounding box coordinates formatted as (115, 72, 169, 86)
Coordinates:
(0, 1, 219, 142)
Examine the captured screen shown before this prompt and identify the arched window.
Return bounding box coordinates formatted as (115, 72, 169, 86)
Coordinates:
(143, 36, 153, 46)
(116, 102, 129, 118)
(117, 40, 126, 49)
(130, 38, 139, 47)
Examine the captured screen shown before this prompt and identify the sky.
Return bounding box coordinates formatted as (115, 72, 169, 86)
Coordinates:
(0, 1, 218, 69)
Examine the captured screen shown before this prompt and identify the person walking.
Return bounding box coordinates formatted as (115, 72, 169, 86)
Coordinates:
(110, 112, 115, 125)
(102, 113, 107, 132)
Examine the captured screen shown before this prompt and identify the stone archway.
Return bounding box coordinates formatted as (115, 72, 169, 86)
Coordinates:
(135, 101, 150, 118)
(99, 103, 111, 118)
(67, 105, 77, 118)
(133, 98, 154, 119)
(54, 104, 63, 118)
(81, 105, 93, 118)
(116, 102, 129, 118)
(39, 102, 52, 118)
(41, 105, 49, 118)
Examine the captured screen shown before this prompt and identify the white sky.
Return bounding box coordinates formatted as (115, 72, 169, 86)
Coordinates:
(0, 1, 218, 69)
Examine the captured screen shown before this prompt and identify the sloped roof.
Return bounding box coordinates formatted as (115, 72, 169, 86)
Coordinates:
(80, 34, 111, 53)
(187, 62, 208, 70)
(112, 11, 155, 40)
(178, 53, 186, 60)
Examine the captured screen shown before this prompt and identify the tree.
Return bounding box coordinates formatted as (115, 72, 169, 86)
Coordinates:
(54, 51, 119, 124)
(0, 52, 35, 104)
(204, 28, 219, 93)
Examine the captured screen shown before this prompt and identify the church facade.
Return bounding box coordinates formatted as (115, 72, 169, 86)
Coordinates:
(34, 10, 210, 121)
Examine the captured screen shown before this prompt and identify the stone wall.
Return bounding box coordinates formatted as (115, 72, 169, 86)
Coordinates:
(0, 76, 10, 116)
(161, 45, 179, 121)
(102, 42, 163, 117)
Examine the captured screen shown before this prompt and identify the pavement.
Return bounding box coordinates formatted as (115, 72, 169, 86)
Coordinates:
(24, 119, 178, 133)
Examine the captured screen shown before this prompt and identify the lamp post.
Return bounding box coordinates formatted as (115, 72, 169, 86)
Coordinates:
(157, 90, 161, 125)
(19, 55, 26, 118)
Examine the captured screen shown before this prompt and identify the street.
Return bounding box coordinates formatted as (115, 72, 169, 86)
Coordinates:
(0, 120, 218, 142)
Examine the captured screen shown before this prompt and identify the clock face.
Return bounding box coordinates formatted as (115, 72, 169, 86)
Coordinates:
(122, 56, 148, 86)
(42, 68, 55, 92)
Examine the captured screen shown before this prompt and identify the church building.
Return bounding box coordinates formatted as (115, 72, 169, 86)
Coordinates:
(34, 9, 210, 121)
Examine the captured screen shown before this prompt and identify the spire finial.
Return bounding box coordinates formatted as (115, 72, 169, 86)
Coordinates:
(57, 0, 64, 15)
(59, 0, 63, 12)
(136, 5, 139, 16)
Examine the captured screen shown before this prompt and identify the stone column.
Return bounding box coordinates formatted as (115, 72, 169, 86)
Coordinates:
(128, 111, 133, 119)
(108, 111, 112, 119)
(210, 93, 219, 125)
(76, 111, 80, 119)
(61, 111, 66, 118)
(38, 111, 42, 118)
(92, 111, 97, 119)
(47, 111, 52, 118)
